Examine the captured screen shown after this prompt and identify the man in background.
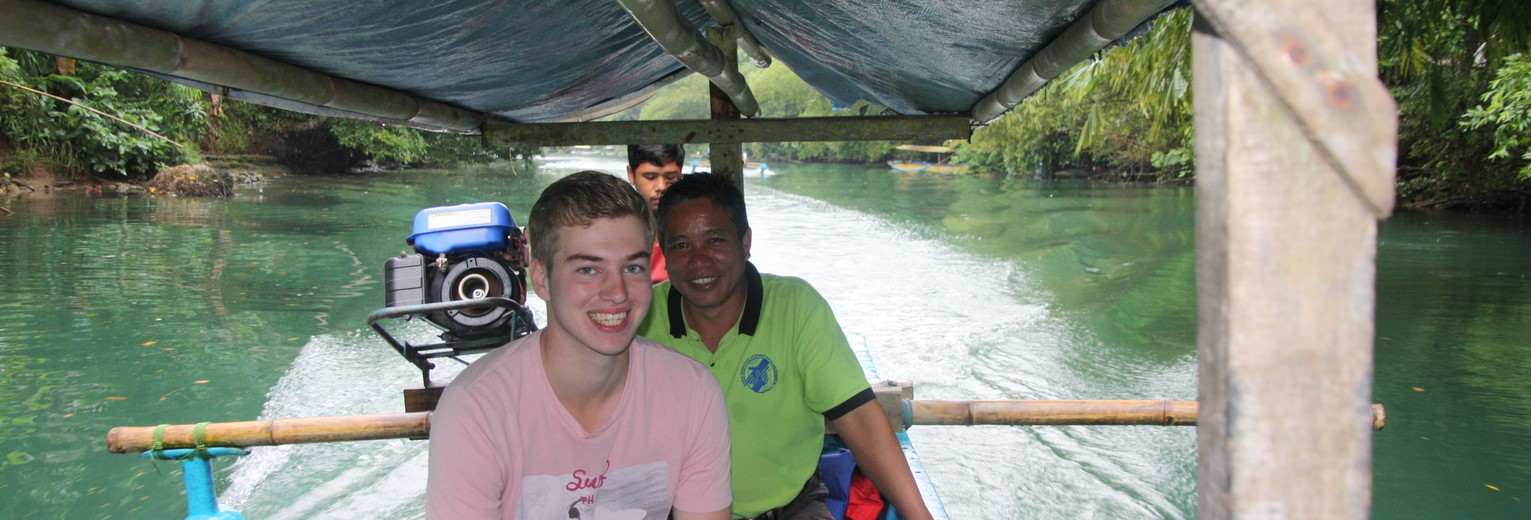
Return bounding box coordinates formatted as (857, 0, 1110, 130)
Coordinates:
(626, 144, 685, 284)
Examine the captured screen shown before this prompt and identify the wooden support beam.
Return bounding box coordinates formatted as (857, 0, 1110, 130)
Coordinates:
(1191, 0, 1392, 517)
(483, 115, 972, 148)
(708, 25, 746, 187)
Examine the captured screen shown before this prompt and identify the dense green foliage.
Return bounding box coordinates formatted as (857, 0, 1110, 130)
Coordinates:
(959, 9, 1193, 179)
(201, 101, 509, 172)
(1382, 0, 1531, 209)
(1463, 53, 1531, 180)
(1, 48, 204, 179)
(1, 47, 511, 179)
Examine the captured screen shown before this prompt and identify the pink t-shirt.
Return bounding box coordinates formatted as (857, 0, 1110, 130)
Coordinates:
(426, 331, 731, 519)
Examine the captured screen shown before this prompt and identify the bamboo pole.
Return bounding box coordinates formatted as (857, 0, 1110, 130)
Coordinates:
(913, 400, 1199, 426)
(106, 413, 431, 454)
(106, 401, 1385, 453)
(911, 401, 1386, 430)
(614, 0, 760, 117)
(971, 0, 1180, 124)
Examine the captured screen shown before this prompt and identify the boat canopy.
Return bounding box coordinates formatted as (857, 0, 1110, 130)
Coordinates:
(1, 0, 1182, 134)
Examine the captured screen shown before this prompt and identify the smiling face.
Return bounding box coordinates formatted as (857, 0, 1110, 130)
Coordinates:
(626, 161, 682, 211)
(662, 198, 751, 319)
(530, 215, 653, 359)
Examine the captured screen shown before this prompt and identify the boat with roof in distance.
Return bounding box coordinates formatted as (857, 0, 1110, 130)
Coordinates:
(2, 0, 1399, 518)
(887, 145, 966, 174)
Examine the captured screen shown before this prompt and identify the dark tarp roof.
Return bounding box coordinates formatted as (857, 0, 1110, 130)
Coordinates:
(40, 0, 1130, 123)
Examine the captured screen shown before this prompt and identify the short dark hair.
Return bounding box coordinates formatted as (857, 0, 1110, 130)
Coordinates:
(655, 173, 749, 245)
(529, 171, 654, 265)
(627, 144, 685, 170)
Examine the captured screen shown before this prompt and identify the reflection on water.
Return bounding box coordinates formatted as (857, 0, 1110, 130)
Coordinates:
(2, 159, 1527, 519)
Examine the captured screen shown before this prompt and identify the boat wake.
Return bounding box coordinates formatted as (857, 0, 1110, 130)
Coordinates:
(746, 185, 1195, 519)
(222, 308, 547, 519)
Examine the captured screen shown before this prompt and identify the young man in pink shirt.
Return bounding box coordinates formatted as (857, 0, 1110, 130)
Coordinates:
(626, 144, 684, 284)
(427, 171, 731, 520)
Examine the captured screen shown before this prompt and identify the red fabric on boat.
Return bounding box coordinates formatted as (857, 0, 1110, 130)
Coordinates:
(845, 469, 886, 520)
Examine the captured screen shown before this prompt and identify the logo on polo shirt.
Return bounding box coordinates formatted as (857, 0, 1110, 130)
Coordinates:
(740, 354, 777, 393)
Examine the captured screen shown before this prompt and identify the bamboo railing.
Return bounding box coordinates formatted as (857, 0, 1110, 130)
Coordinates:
(107, 399, 1386, 453)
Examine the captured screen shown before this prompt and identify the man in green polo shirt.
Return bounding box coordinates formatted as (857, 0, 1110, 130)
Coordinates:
(637, 173, 933, 520)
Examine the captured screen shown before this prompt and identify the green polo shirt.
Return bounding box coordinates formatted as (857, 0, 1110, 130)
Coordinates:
(638, 263, 873, 519)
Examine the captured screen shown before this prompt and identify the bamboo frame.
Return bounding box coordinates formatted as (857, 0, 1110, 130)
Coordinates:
(107, 413, 431, 454)
(483, 115, 972, 147)
(106, 400, 1385, 453)
(971, 0, 1180, 124)
(614, 0, 760, 117)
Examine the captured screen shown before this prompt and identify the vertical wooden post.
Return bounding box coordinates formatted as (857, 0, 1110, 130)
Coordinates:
(1192, 0, 1392, 517)
(706, 26, 744, 188)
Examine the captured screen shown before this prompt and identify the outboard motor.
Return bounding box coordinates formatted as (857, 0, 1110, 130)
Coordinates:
(386, 202, 529, 337)
(369, 202, 536, 410)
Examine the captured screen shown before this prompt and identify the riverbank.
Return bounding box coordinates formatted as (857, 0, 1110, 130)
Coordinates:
(0, 154, 279, 200)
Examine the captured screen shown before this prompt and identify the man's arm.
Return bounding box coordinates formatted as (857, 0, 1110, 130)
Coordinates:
(830, 400, 935, 520)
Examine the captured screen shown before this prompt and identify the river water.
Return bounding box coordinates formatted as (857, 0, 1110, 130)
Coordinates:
(0, 157, 1526, 519)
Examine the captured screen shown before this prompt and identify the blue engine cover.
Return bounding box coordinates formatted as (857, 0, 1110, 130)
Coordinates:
(408, 202, 517, 257)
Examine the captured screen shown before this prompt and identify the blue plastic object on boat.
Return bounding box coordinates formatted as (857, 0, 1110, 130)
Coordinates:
(820, 447, 857, 519)
(408, 202, 517, 257)
(142, 447, 249, 520)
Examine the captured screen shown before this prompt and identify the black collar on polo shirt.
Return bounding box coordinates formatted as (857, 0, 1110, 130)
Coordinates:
(667, 261, 764, 338)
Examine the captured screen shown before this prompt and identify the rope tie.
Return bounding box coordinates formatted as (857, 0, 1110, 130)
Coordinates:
(147, 423, 215, 461)
(148, 424, 171, 474)
(151, 424, 169, 452)
(182, 422, 212, 460)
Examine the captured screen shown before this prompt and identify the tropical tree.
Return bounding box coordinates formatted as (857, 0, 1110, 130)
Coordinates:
(958, 8, 1193, 179)
(1, 47, 204, 179)
(1379, 0, 1531, 209)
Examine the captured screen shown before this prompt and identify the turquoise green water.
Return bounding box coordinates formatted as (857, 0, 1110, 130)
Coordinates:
(0, 158, 1526, 518)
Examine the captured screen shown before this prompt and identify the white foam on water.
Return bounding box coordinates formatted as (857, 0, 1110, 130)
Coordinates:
(223, 302, 548, 520)
(745, 185, 1194, 519)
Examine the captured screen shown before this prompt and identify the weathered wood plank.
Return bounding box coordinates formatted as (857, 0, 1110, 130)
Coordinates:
(1194, 0, 1397, 216)
(1192, 0, 1387, 517)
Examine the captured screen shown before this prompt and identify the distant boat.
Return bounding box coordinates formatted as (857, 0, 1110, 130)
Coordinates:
(888, 144, 967, 174)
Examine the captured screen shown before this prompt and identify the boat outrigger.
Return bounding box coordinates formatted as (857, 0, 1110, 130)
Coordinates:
(3, 0, 1398, 518)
